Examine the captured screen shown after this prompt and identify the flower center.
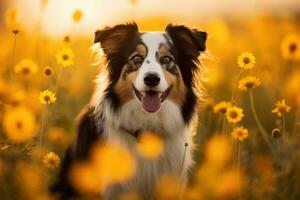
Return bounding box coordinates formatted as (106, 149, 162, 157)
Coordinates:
(49, 158, 56, 165)
(44, 68, 52, 76)
(278, 106, 286, 113)
(237, 131, 243, 137)
(62, 54, 69, 60)
(44, 95, 50, 102)
(22, 67, 30, 75)
(230, 111, 238, 118)
(220, 108, 227, 114)
(243, 57, 250, 64)
(289, 43, 297, 53)
(245, 82, 254, 88)
(16, 121, 23, 129)
(64, 36, 70, 43)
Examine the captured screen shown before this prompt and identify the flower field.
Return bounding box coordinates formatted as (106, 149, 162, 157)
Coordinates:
(0, 0, 300, 200)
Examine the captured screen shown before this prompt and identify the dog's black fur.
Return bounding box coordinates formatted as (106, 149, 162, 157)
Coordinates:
(51, 22, 207, 199)
(51, 106, 102, 198)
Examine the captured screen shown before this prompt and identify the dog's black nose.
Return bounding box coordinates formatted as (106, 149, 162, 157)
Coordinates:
(144, 73, 160, 87)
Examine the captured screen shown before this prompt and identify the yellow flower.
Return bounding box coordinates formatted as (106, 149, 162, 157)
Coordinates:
(43, 152, 61, 169)
(14, 59, 38, 78)
(272, 99, 291, 117)
(231, 126, 249, 141)
(226, 105, 244, 123)
(56, 48, 74, 67)
(43, 66, 53, 76)
(213, 101, 232, 114)
(137, 132, 164, 159)
(39, 89, 56, 105)
(205, 135, 232, 166)
(70, 143, 136, 194)
(72, 9, 83, 23)
(90, 142, 136, 185)
(237, 52, 256, 69)
(2, 106, 37, 143)
(238, 76, 261, 91)
(69, 162, 102, 195)
(281, 33, 300, 61)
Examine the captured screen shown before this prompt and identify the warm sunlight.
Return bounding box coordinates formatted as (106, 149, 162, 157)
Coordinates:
(8, 0, 300, 37)
(12, 0, 134, 37)
(1, 0, 300, 199)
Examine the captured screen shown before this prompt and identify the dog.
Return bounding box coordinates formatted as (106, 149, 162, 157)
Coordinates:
(52, 22, 207, 200)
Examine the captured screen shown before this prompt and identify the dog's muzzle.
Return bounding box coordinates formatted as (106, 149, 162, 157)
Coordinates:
(133, 85, 172, 113)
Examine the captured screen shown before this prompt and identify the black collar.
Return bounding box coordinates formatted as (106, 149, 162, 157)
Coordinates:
(120, 126, 141, 138)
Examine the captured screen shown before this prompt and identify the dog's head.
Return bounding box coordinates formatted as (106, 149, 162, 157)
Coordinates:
(94, 22, 206, 123)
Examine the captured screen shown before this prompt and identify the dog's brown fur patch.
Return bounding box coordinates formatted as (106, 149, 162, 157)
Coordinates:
(137, 44, 147, 56)
(163, 66, 186, 106)
(158, 44, 169, 56)
(115, 64, 138, 103)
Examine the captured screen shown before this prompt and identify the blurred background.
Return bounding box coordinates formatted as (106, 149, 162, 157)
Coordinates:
(1, 0, 300, 36)
(0, 0, 300, 200)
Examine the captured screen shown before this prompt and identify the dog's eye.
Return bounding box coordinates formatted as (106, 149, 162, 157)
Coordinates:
(131, 55, 144, 65)
(161, 56, 172, 64)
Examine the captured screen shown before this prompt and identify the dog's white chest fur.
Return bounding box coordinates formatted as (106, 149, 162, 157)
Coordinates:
(99, 99, 194, 199)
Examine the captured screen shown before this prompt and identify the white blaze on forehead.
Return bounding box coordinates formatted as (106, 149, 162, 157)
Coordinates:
(141, 32, 169, 59)
(134, 32, 169, 91)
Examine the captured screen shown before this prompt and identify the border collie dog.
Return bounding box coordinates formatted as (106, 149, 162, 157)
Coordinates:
(53, 22, 207, 199)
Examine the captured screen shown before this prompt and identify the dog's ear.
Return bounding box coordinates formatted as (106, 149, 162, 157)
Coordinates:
(165, 24, 207, 58)
(94, 22, 139, 57)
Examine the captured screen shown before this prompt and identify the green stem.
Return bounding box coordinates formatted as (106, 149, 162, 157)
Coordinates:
(216, 114, 226, 134)
(237, 142, 241, 200)
(249, 90, 274, 154)
(39, 105, 49, 147)
(180, 142, 188, 178)
(54, 66, 63, 93)
(282, 114, 286, 140)
(12, 33, 17, 64)
(277, 137, 281, 156)
(222, 115, 226, 134)
(179, 143, 188, 199)
(293, 101, 299, 135)
(9, 33, 18, 82)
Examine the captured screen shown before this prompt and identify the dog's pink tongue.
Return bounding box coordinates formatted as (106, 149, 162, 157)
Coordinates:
(141, 93, 161, 112)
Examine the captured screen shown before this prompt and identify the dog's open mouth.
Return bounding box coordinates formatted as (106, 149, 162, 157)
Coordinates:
(133, 86, 172, 113)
